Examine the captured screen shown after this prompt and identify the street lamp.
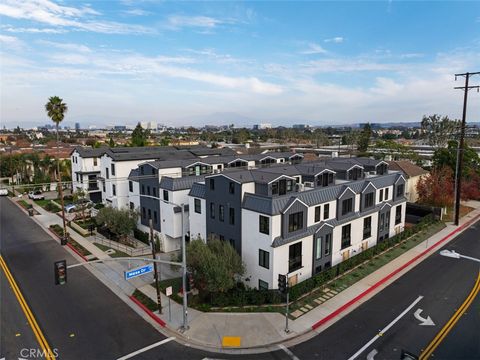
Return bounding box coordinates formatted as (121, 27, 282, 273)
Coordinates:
(160, 198, 189, 331)
(440, 249, 480, 263)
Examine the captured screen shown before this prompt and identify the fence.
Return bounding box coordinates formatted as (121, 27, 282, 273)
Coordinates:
(94, 236, 151, 257)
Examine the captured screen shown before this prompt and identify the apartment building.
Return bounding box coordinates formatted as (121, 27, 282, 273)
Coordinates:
(187, 158, 407, 290)
(70, 147, 105, 203)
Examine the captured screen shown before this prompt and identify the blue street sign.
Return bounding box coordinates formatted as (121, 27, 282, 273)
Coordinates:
(124, 264, 154, 280)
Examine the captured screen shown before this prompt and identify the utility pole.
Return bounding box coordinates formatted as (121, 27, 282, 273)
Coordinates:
(150, 218, 162, 314)
(453, 72, 479, 226)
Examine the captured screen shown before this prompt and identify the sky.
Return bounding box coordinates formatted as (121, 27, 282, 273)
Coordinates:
(0, 0, 479, 128)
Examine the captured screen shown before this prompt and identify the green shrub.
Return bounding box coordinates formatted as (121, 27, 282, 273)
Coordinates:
(133, 228, 149, 244)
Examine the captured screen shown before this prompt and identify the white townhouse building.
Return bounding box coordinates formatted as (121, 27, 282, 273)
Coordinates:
(187, 157, 407, 290)
(70, 147, 105, 203)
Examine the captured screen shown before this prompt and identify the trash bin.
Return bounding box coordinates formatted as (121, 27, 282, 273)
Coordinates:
(28, 208, 34, 216)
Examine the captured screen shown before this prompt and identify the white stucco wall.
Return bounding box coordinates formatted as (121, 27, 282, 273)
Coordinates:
(188, 197, 206, 242)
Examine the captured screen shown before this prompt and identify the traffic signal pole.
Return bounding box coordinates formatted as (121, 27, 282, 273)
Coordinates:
(285, 290, 290, 333)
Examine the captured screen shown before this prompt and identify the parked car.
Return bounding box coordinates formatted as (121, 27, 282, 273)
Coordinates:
(64, 203, 77, 213)
(76, 198, 94, 208)
(28, 190, 45, 200)
(0, 188, 8, 196)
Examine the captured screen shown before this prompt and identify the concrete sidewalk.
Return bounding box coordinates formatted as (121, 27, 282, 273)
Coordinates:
(18, 196, 480, 351)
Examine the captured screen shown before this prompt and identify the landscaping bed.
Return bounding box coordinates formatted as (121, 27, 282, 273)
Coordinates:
(132, 289, 158, 312)
(49, 224, 93, 258)
(34, 199, 61, 212)
(93, 243, 130, 258)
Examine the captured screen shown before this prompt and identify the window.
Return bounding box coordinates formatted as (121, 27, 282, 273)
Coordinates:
(259, 215, 269, 234)
(140, 167, 144, 175)
(288, 242, 302, 272)
(210, 202, 215, 219)
(154, 211, 158, 224)
(397, 184, 405, 197)
(142, 207, 146, 218)
(219, 235, 225, 241)
(325, 233, 332, 256)
(259, 249, 269, 269)
(271, 182, 278, 195)
(76, 173, 79, 182)
(102, 181, 106, 192)
(112, 184, 116, 196)
(129, 202, 134, 211)
(288, 212, 304, 232)
(364, 192, 374, 208)
(148, 209, 151, 220)
(129, 181, 133, 192)
(286, 180, 293, 192)
(379, 189, 384, 202)
(395, 205, 402, 224)
(147, 186, 150, 196)
(111, 163, 115, 176)
(229, 208, 235, 225)
(229, 182, 235, 194)
(219, 205, 224, 222)
(210, 178, 215, 190)
(194, 198, 201, 214)
(229, 238, 235, 248)
(363, 216, 372, 239)
(380, 213, 385, 231)
(385, 188, 389, 200)
(315, 235, 322, 260)
(141, 185, 145, 195)
(342, 198, 353, 215)
(106, 168, 109, 179)
(386, 211, 391, 229)
(315, 205, 321, 222)
(258, 279, 268, 291)
(93, 157, 97, 166)
(350, 167, 362, 180)
(324, 204, 330, 219)
(341, 224, 351, 249)
(152, 187, 156, 197)
(163, 190, 169, 202)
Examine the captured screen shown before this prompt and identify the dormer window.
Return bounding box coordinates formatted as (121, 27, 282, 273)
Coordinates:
(317, 172, 334, 187)
(349, 167, 363, 180)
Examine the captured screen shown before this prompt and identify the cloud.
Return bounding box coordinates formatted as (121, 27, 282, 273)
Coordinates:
(1, 25, 66, 33)
(0, 34, 25, 50)
(0, 0, 154, 34)
(37, 40, 92, 53)
(165, 15, 225, 30)
(123, 8, 152, 16)
(324, 37, 344, 43)
(301, 42, 328, 55)
(300, 58, 405, 74)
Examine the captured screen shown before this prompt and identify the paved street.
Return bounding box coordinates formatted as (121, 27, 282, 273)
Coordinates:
(1, 195, 479, 359)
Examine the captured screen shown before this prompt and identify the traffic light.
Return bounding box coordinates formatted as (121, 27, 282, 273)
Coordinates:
(54, 260, 67, 285)
(278, 274, 287, 294)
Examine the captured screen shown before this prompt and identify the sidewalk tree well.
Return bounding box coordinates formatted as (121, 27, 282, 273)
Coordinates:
(95, 206, 138, 242)
(186, 238, 245, 295)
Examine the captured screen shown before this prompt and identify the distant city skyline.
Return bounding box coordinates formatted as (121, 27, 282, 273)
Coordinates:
(1, 1, 479, 127)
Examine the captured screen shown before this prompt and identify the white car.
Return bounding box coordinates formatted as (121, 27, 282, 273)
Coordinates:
(0, 188, 8, 196)
(28, 190, 45, 200)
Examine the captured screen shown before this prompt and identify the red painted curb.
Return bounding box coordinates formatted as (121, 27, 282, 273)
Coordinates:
(129, 295, 166, 327)
(66, 242, 89, 262)
(312, 214, 480, 330)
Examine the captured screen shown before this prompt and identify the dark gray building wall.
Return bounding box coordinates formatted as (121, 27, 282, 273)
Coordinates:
(139, 164, 161, 231)
(205, 176, 243, 254)
(281, 200, 308, 238)
(394, 178, 406, 201)
(254, 183, 269, 196)
(312, 226, 334, 276)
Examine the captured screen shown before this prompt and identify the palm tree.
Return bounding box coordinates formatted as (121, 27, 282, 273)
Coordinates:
(45, 96, 68, 244)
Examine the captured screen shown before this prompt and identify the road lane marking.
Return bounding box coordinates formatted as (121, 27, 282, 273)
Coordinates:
(414, 309, 435, 326)
(366, 349, 378, 360)
(116, 337, 175, 360)
(347, 295, 424, 360)
(420, 271, 480, 360)
(0, 255, 55, 360)
(278, 344, 300, 360)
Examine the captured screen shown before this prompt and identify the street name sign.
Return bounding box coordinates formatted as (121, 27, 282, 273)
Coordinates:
(124, 264, 154, 280)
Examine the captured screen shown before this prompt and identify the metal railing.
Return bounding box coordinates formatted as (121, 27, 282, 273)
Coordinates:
(94, 236, 151, 257)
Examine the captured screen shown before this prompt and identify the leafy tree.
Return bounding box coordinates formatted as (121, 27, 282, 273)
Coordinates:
(432, 140, 480, 178)
(95, 206, 138, 241)
(109, 137, 115, 147)
(421, 114, 459, 148)
(416, 166, 454, 208)
(186, 238, 245, 294)
(131, 123, 150, 147)
(357, 123, 372, 153)
(461, 170, 480, 201)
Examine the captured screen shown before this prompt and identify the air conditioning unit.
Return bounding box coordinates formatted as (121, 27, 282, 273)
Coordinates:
(304, 181, 314, 188)
(295, 183, 304, 192)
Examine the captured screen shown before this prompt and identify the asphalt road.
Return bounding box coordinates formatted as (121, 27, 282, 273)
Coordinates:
(0, 270, 39, 359)
(1, 195, 479, 360)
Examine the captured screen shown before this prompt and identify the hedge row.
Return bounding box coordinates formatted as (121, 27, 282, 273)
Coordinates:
(133, 228, 150, 245)
(205, 215, 438, 308)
